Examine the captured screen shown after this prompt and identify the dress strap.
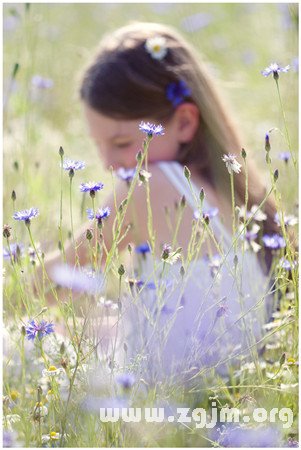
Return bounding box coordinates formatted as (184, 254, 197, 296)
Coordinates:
(157, 161, 232, 248)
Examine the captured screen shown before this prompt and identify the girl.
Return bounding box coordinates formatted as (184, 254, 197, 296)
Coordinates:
(50, 22, 278, 383)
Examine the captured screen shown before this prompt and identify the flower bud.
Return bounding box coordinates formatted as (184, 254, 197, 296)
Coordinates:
(127, 244, 132, 254)
(161, 244, 171, 261)
(59, 146, 64, 157)
(3, 224, 11, 239)
(13, 161, 19, 171)
(180, 266, 185, 277)
(203, 214, 210, 226)
(21, 325, 26, 337)
(265, 133, 271, 152)
(199, 188, 205, 202)
(184, 165, 191, 180)
(11, 190, 16, 201)
(86, 228, 93, 241)
(118, 264, 125, 277)
(136, 150, 142, 162)
(273, 169, 279, 182)
(241, 148, 247, 159)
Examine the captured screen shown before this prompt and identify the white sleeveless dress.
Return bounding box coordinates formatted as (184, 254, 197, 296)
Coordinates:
(116, 161, 271, 384)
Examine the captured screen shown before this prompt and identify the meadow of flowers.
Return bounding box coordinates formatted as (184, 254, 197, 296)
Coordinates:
(3, 3, 298, 448)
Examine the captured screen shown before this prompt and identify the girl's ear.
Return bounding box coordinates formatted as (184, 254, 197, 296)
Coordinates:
(174, 103, 200, 143)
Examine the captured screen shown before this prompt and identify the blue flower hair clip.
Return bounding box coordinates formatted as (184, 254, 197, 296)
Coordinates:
(166, 80, 191, 107)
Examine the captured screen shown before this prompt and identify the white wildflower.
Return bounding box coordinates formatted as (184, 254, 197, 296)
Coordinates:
(238, 204, 267, 222)
(42, 365, 64, 377)
(222, 153, 242, 174)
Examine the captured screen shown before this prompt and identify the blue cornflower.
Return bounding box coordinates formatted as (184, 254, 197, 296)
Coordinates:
(181, 12, 213, 33)
(261, 63, 290, 79)
(262, 233, 286, 249)
(278, 151, 290, 163)
(135, 242, 151, 255)
(3, 243, 24, 261)
(62, 159, 85, 171)
(80, 182, 104, 196)
(13, 208, 39, 224)
(31, 75, 54, 90)
(117, 167, 136, 184)
(115, 373, 135, 389)
(166, 80, 191, 107)
(25, 320, 54, 341)
(87, 207, 110, 221)
(139, 121, 165, 136)
(278, 258, 297, 271)
(274, 212, 298, 227)
(194, 207, 219, 220)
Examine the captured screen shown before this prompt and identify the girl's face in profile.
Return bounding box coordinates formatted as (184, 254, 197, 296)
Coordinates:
(84, 106, 181, 170)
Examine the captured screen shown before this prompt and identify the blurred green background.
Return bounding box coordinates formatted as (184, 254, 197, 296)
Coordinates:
(3, 3, 298, 248)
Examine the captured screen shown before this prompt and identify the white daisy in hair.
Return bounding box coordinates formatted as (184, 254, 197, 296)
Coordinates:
(145, 36, 168, 60)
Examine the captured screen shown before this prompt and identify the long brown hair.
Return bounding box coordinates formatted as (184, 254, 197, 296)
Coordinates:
(80, 22, 279, 270)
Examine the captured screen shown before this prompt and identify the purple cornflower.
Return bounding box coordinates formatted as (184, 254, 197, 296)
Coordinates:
(31, 75, 54, 90)
(239, 224, 261, 253)
(62, 159, 85, 171)
(135, 242, 151, 255)
(3, 243, 24, 261)
(166, 80, 191, 107)
(80, 182, 104, 197)
(87, 207, 110, 222)
(278, 257, 297, 271)
(125, 277, 156, 292)
(194, 207, 219, 220)
(205, 253, 222, 278)
(261, 62, 290, 80)
(115, 373, 135, 389)
(212, 424, 282, 447)
(50, 264, 104, 294)
(139, 122, 165, 136)
(287, 437, 299, 447)
(13, 208, 39, 225)
(25, 320, 54, 341)
(274, 212, 298, 227)
(262, 233, 286, 249)
(181, 12, 213, 33)
(117, 167, 136, 184)
(278, 151, 290, 163)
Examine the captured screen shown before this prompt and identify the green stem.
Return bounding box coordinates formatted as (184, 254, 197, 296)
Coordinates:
(275, 78, 297, 168)
(230, 172, 236, 252)
(26, 223, 60, 304)
(59, 155, 66, 262)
